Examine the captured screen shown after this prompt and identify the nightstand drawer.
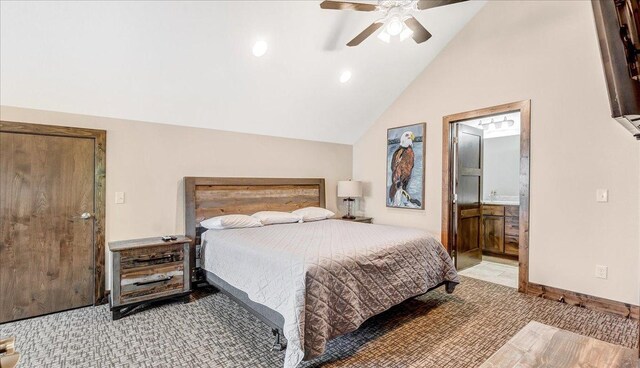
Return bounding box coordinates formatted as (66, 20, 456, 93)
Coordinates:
(120, 262, 184, 304)
(120, 244, 183, 269)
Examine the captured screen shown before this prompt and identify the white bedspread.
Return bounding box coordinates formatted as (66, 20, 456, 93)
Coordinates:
(201, 219, 459, 368)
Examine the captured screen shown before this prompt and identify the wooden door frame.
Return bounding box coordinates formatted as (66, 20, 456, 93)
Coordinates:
(441, 100, 531, 293)
(0, 120, 107, 304)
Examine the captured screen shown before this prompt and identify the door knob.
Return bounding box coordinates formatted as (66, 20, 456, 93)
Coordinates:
(80, 212, 93, 219)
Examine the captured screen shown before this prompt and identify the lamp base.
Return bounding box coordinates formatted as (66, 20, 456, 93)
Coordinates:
(342, 197, 357, 220)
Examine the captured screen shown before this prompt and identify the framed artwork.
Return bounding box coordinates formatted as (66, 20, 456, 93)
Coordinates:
(386, 122, 426, 209)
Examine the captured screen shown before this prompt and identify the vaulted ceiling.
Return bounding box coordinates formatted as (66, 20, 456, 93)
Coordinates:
(0, 1, 485, 144)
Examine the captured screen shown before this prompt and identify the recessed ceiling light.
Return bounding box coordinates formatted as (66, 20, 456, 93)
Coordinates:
(340, 71, 352, 83)
(252, 40, 268, 57)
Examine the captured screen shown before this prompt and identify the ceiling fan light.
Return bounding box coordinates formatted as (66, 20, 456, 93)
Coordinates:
(386, 17, 404, 36)
(400, 27, 414, 42)
(377, 30, 391, 43)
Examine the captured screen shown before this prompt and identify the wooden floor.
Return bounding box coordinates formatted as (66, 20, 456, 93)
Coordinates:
(481, 321, 637, 368)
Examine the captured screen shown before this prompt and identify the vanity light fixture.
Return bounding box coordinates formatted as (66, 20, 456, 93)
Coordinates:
(477, 115, 516, 130)
(477, 119, 490, 130)
(503, 116, 515, 127)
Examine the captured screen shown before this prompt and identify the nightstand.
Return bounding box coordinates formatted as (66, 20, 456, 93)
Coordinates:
(338, 216, 373, 224)
(109, 236, 192, 320)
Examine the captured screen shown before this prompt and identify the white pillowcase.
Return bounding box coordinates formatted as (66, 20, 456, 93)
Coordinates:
(292, 207, 335, 222)
(200, 214, 263, 230)
(252, 211, 302, 225)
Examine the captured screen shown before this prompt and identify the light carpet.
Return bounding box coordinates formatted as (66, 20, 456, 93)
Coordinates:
(1, 276, 636, 367)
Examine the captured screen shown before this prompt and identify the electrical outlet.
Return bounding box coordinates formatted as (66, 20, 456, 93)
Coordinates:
(595, 265, 608, 279)
(115, 191, 125, 204)
(596, 189, 608, 203)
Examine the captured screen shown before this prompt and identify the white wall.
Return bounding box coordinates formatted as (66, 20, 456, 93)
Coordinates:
(0, 106, 353, 290)
(482, 135, 520, 201)
(0, 0, 486, 144)
(353, 0, 639, 305)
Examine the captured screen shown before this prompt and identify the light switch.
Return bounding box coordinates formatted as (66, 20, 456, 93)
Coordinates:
(115, 192, 125, 204)
(596, 189, 608, 203)
(595, 265, 608, 279)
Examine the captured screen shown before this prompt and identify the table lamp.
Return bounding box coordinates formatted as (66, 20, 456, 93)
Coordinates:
(337, 180, 362, 219)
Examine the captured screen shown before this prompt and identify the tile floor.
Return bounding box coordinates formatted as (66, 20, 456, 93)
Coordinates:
(458, 260, 518, 288)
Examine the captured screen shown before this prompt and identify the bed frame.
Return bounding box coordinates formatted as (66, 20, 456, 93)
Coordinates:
(184, 177, 326, 350)
(183, 176, 455, 354)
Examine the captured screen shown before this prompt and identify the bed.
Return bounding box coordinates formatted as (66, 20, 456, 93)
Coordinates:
(184, 177, 459, 368)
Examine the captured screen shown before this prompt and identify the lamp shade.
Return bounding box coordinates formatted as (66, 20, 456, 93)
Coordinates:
(337, 181, 362, 198)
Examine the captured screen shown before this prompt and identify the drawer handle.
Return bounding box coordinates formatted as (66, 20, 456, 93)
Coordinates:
(133, 255, 174, 263)
(133, 275, 173, 286)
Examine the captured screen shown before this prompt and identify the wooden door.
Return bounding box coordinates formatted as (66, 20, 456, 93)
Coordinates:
(453, 124, 483, 270)
(0, 131, 96, 322)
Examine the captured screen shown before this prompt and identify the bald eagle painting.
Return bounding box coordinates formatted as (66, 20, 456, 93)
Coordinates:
(386, 123, 425, 209)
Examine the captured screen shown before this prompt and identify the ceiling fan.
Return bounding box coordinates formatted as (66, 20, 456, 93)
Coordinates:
(320, 0, 468, 47)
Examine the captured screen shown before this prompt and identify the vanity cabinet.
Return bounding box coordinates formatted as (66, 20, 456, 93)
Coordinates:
(482, 215, 504, 254)
(481, 204, 519, 258)
(504, 216, 519, 256)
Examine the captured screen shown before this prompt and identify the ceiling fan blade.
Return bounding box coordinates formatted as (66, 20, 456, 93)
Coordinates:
(347, 22, 384, 47)
(404, 16, 432, 44)
(416, 0, 468, 11)
(320, 0, 378, 11)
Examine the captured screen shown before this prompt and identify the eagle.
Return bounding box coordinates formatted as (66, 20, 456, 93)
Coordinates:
(389, 131, 421, 207)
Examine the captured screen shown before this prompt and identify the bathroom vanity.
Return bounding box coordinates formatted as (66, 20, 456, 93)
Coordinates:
(480, 202, 519, 259)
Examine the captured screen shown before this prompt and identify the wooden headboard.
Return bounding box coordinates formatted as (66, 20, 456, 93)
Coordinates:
(184, 177, 326, 242)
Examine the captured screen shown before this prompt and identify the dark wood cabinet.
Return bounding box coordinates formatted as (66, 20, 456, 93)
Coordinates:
(481, 204, 519, 259)
(457, 207, 481, 270)
(482, 215, 504, 254)
(504, 214, 519, 256)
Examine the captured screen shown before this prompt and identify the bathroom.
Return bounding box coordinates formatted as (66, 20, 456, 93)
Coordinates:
(457, 111, 521, 288)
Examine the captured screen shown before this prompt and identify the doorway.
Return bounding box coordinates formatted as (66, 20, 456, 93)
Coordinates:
(441, 101, 531, 292)
(0, 121, 106, 322)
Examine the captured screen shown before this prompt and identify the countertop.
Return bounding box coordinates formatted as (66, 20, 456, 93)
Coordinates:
(482, 200, 519, 206)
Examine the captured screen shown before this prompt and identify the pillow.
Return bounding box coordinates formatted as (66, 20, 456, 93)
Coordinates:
(292, 207, 335, 222)
(252, 211, 302, 225)
(200, 214, 263, 230)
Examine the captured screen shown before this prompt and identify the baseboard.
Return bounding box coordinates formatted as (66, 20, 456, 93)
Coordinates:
(526, 282, 639, 321)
